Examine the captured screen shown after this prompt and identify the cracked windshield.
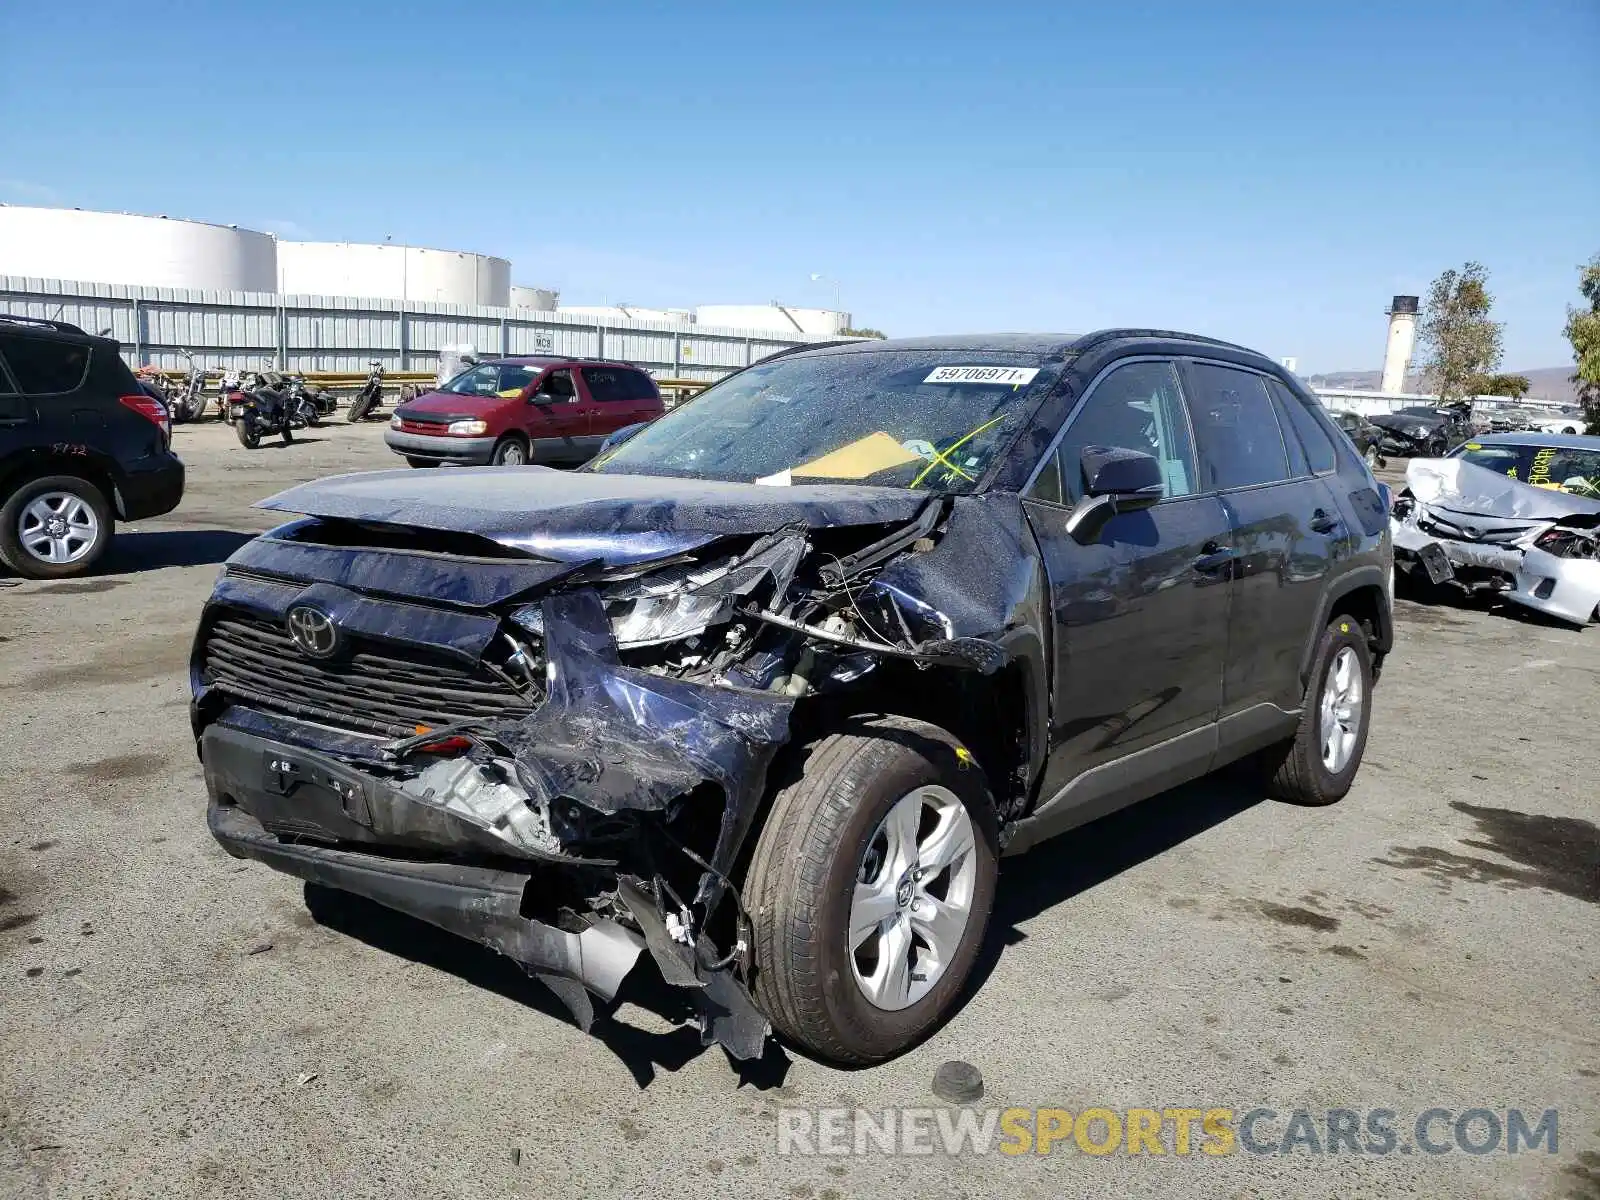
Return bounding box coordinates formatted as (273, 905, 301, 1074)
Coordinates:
(592, 351, 1059, 490)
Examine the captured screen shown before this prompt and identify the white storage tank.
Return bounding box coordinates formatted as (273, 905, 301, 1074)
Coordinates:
(694, 304, 849, 336)
(510, 285, 560, 311)
(559, 304, 692, 324)
(0, 205, 277, 292)
(277, 242, 511, 306)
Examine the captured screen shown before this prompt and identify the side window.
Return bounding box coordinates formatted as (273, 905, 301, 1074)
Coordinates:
(497, 365, 537, 396)
(583, 368, 627, 402)
(0, 359, 27, 421)
(1272, 380, 1337, 473)
(0, 334, 90, 395)
(1032, 359, 1197, 504)
(625, 369, 658, 400)
(1185, 362, 1290, 490)
(539, 368, 578, 402)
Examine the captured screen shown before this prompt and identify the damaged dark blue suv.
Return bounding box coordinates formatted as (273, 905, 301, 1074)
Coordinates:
(195, 331, 1394, 1064)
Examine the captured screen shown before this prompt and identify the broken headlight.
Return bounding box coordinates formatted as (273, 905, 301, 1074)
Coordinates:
(605, 559, 733, 647)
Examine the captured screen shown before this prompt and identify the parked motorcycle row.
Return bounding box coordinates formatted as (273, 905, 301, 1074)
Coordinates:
(136, 356, 392, 449)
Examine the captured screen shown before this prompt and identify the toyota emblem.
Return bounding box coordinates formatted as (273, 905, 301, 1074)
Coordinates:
(286, 605, 340, 659)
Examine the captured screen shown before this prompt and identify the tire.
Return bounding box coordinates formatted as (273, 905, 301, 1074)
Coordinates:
(1260, 617, 1375, 806)
(281, 422, 294, 445)
(491, 436, 528, 466)
(745, 716, 999, 1064)
(235, 417, 260, 449)
(305, 408, 321, 427)
(0, 475, 114, 580)
(1427, 438, 1446, 457)
(405, 457, 439, 468)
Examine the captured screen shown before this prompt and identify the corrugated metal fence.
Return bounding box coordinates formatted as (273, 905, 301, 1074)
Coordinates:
(0, 276, 825, 381)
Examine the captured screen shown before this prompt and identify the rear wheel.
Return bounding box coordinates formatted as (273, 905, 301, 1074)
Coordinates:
(0, 475, 113, 579)
(746, 717, 998, 1064)
(281, 422, 294, 445)
(1260, 617, 1374, 805)
(491, 436, 528, 466)
(235, 417, 260, 449)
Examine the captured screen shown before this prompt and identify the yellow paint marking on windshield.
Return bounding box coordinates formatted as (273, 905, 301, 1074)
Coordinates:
(791, 432, 922, 480)
(910, 415, 1006, 488)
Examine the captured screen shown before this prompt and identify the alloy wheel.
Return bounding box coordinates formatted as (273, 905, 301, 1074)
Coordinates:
(1319, 646, 1363, 773)
(18, 491, 100, 565)
(849, 785, 978, 1011)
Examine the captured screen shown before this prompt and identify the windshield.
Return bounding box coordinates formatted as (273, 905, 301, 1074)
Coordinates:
(589, 349, 1059, 492)
(441, 363, 539, 398)
(1454, 441, 1600, 494)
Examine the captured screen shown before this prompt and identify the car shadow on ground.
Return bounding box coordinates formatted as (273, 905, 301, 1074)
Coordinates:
(102, 528, 256, 572)
(300, 882, 792, 1091)
(963, 769, 1267, 1001)
(0, 529, 255, 582)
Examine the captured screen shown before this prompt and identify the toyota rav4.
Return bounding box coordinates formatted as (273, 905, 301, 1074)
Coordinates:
(195, 331, 1393, 1064)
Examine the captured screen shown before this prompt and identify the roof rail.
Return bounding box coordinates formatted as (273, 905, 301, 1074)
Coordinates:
(0, 314, 88, 336)
(1072, 328, 1263, 357)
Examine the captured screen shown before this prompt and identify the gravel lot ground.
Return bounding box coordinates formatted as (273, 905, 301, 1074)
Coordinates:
(2, 420, 1596, 1200)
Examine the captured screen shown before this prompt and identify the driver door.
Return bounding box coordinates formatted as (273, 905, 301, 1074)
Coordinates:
(527, 367, 591, 462)
(1020, 357, 1233, 837)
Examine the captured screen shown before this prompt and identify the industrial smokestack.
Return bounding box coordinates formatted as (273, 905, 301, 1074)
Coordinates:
(1381, 295, 1419, 394)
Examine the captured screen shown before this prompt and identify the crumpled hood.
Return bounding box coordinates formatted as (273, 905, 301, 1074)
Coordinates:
(1369, 412, 1439, 433)
(1405, 458, 1600, 522)
(258, 467, 933, 562)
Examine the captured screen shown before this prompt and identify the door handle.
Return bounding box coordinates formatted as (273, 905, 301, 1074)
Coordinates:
(1309, 509, 1340, 535)
(1193, 540, 1234, 574)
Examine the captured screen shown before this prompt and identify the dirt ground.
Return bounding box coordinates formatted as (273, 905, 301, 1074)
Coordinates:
(2, 420, 1596, 1199)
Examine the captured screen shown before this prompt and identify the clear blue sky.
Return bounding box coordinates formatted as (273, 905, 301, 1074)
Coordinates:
(1, 0, 1595, 374)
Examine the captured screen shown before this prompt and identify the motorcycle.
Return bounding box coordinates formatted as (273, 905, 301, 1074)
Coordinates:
(168, 349, 208, 423)
(346, 360, 388, 422)
(283, 374, 338, 426)
(229, 372, 297, 448)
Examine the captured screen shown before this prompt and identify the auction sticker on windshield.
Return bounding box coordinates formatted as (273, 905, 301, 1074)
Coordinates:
(924, 366, 1039, 386)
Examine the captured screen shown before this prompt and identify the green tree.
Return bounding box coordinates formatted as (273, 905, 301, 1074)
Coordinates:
(839, 327, 886, 339)
(1474, 372, 1530, 399)
(1417, 262, 1504, 404)
(1563, 252, 1600, 435)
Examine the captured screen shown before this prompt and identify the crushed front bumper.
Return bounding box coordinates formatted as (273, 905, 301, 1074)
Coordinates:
(1391, 521, 1600, 626)
(202, 719, 769, 1058)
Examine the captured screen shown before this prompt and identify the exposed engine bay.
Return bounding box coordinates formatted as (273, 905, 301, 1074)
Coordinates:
(194, 467, 1043, 1059)
(1390, 457, 1600, 627)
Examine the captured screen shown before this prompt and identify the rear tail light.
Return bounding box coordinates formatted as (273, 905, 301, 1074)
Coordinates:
(119, 393, 171, 437)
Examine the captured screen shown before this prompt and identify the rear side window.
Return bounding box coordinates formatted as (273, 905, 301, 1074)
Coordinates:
(1185, 362, 1290, 490)
(1272, 380, 1337, 473)
(0, 334, 91, 394)
(584, 368, 656, 401)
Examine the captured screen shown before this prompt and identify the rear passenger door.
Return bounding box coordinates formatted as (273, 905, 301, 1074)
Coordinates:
(1180, 360, 1337, 726)
(0, 332, 90, 446)
(581, 367, 659, 445)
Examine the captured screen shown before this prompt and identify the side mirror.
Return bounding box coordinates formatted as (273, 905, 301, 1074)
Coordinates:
(597, 421, 646, 454)
(529, 389, 554, 405)
(1065, 446, 1164, 544)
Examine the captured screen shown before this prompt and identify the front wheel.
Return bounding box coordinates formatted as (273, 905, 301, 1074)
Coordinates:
(491, 436, 528, 466)
(746, 717, 998, 1064)
(1259, 616, 1375, 805)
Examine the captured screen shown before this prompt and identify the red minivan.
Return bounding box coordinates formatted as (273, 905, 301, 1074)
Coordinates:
(384, 357, 665, 467)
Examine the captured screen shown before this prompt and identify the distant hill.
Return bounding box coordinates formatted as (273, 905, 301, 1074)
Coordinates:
(1305, 366, 1576, 403)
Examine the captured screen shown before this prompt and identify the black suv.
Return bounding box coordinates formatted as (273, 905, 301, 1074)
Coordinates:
(194, 331, 1393, 1064)
(0, 317, 185, 578)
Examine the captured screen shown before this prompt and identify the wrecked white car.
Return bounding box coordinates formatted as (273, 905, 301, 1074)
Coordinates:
(1391, 434, 1600, 626)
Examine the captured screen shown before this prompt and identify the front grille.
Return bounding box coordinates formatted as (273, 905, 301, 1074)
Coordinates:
(202, 610, 537, 736)
(399, 419, 446, 435)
